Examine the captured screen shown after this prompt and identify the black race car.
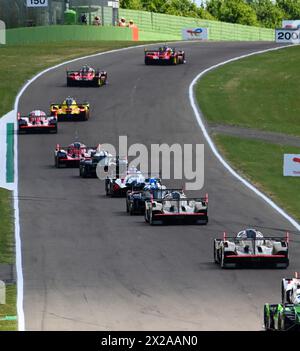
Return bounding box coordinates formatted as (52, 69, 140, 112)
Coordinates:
(105, 165, 153, 197)
(126, 178, 163, 215)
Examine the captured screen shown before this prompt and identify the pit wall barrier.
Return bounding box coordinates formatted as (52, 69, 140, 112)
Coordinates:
(5, 25, 136, 44)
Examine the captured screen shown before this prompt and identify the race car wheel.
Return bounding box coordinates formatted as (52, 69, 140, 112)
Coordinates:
(264, 305, 271, 331)
(281, 281, 286, 304)
(149, 211, 154, 225)
(149, 211, 161, 225)
(144, 210, 149, 223)
(97, 78, 105, 87)
(144, 58, 150, 65)
(213, 242, 218, 263)
(126, 200, 129, 213)
(129, 205, 134, 216)
(67, 78, 73, 87)
(278, 314, 283, 331)
(220, 250, 227, 269)
(80, 166, 87, 178)
(105, 180, 110, 196)
(84, 110, 90, 121)
(55, 157, 59, 168)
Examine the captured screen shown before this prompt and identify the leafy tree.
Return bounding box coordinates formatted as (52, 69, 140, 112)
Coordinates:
(119, 0, 143, 10)
(250, 0, 284, 28)
(276, 0, 300, 19)
(207, 0, 258, 26)
(140, 0, 167, 13)
(206, 0, 223, 19)
(163, 0, 198, 17)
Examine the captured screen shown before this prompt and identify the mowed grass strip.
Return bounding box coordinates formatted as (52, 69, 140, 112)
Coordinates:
(0, 188, 14, 264)
(214, 134, 300, 222)
(196, 45, 300, 136)
(0, 40, 155, 117)
(0, 285, 17, 331)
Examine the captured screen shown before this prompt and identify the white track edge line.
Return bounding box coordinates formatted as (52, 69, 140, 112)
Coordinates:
(13, 40, 194, 331)
(12, 42, 163, 332)
(14, 42, 299, 332)
(189, 44, 300, 232)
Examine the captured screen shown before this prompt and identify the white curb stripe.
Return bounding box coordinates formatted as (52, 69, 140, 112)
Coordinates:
(189, 44, 300, 232)
(0, 111, 15, 191)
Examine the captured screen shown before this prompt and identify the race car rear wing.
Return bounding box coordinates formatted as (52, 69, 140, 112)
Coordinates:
(218, 231, 289, 243)
(149, 191, 208, 202)
(18, 113, 57, 120)
(150, 197, 208, 208)
(144, 50, 159, 55)
(55, 144, 99, 152)
(50, 102, 89, 108)
(66, 69, 103, 74)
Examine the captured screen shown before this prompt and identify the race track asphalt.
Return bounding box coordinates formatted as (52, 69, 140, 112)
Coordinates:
(18, 41, 299, 331)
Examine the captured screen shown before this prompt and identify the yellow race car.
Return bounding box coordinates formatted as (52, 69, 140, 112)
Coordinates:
(50, 96, 90, 121)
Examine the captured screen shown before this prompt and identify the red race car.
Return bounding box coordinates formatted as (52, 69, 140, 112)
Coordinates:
(144, 46, 186, 65)
(54, 142, 98, 168)
(66, 65, 107, 87)
(18, 110, 57, 134)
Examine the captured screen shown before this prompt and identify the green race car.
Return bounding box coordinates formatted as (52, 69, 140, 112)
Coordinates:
(264, 272, 300, 331)
(264, 303, 300, 331)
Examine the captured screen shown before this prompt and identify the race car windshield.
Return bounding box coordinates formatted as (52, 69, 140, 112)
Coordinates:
(65, 98, 74, 106)
(246, 229, 257, 239)
(81, 66, 91, 73)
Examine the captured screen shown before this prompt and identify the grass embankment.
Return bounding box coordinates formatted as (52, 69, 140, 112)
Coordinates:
(0, 285, 17, 331)
(196, 45, 300, 222)
(196, 45, 300, 136)
(214, 135, 300, 221)
(0, 40, 157, 331)
(0, 188, 15, 331)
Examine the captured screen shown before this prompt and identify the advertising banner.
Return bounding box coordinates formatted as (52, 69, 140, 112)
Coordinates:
(182, 28, 209, 41)
(283, 154, 300, 176)
(282, 20, 300, 29)
(275, 28, 300, 43)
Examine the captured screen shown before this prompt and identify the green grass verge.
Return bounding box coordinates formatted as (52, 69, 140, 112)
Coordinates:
(214, 134, 300, 222)
(0, 285, 17, 331)
(0, 189, 14, 264)
(196, 45, 300, 136)
(0, 40, 160, 331)
(0, 40, 156, 117)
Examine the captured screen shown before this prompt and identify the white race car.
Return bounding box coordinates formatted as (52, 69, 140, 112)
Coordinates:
(144, 189, 208, 225)
(18, 110, 57, 134)
(214, 228, 289, 268)
(282, 272, 300, 304)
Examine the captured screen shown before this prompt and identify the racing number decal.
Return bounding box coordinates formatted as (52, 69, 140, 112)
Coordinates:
(277, 30, 300, 41)
(27, 0, 48, 7)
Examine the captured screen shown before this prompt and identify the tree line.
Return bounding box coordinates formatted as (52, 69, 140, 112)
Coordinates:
(120, 0, 300, 28)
